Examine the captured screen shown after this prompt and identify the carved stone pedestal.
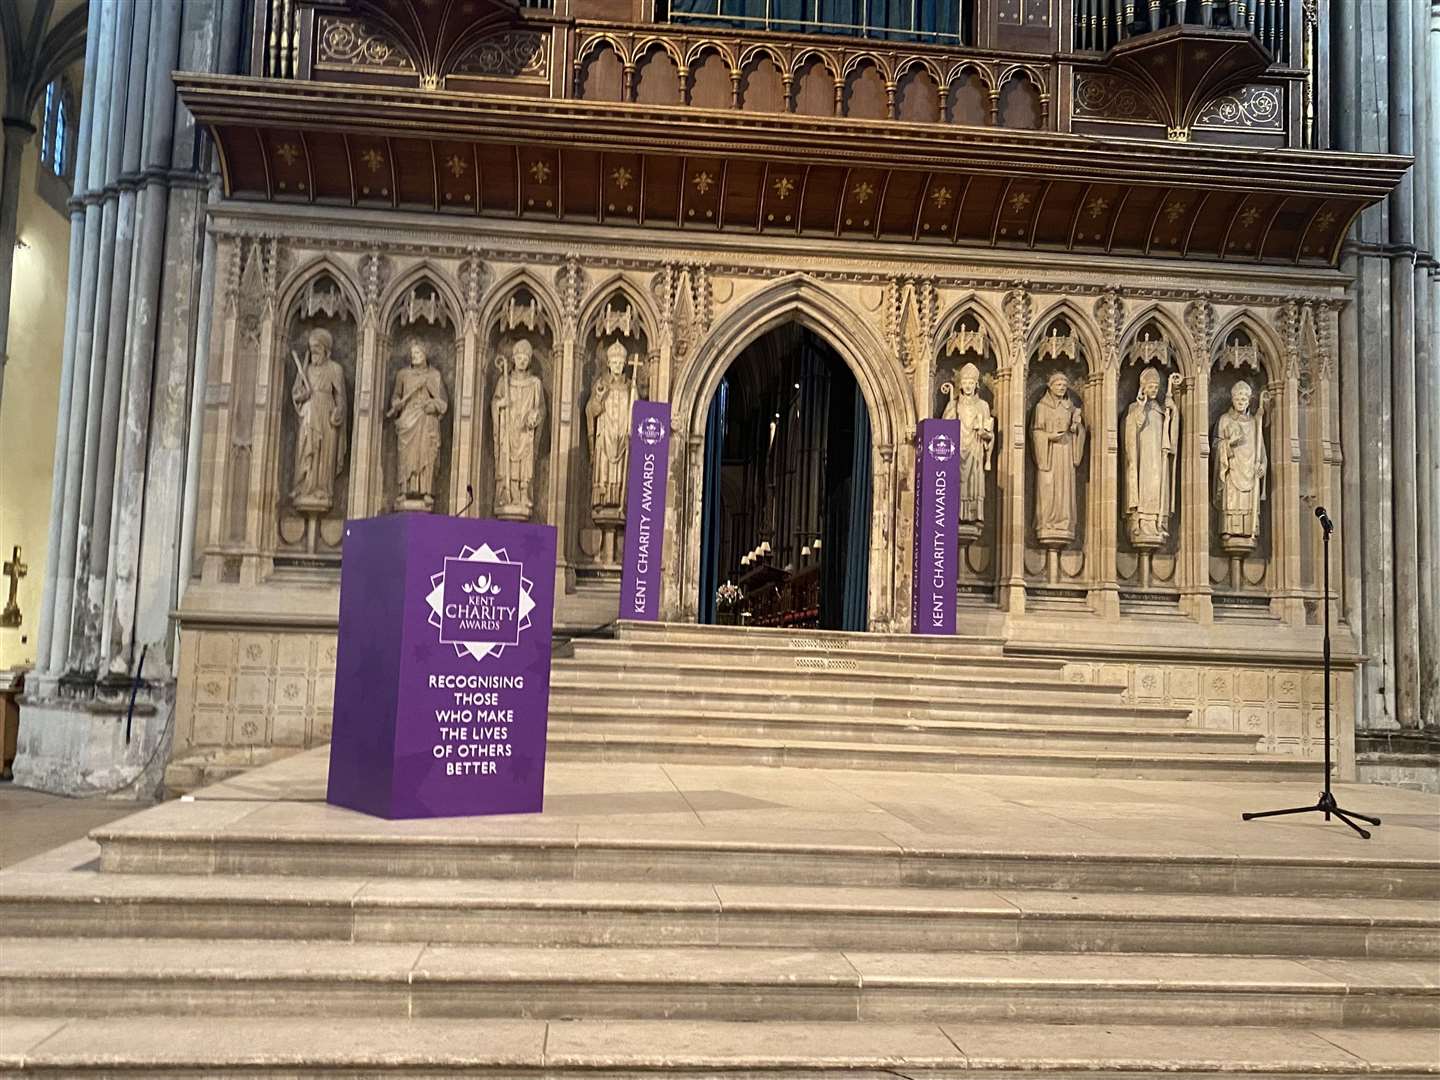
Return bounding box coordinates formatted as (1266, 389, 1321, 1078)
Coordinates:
(1220, 535, 1257, 592)
(593, 508, 625, 567)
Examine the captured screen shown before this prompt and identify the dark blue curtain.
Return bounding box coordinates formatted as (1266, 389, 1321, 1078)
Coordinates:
(698, 380, 729, 623)
(667, 0, 962, 40)
(842, 389, 872, 631)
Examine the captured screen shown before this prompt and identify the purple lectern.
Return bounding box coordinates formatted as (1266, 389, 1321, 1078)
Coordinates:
(326, 513, 557, 819)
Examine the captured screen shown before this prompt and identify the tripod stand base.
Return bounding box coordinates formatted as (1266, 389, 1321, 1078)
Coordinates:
(1242, 790, 1382, 839)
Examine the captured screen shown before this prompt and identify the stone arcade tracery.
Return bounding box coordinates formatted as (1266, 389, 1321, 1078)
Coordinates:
(157, 214, 1368, 775)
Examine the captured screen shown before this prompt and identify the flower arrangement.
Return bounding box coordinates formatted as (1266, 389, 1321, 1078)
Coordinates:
(716, 582, 742, 611)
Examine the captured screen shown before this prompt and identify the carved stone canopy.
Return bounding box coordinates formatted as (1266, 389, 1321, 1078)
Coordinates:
(1100, 25, 1272, 142)
(303, 0, 523, 88)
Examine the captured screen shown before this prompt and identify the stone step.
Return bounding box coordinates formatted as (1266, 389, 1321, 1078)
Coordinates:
(613, 620, 1011, 655)
(3, 872, 1434, 958)
(5, 1018, 1438, 1077)
(547, 679, 1189, 726)
(4, 938, 1435, 1027)
(554, 657, 1112, 698)
(567, 636, 1062, 675)
(9, 1017, 1438, 1077)
(548, 708, 1263, 755)
(547, 730, 1311, 781)
(90, 799, 1439, 899)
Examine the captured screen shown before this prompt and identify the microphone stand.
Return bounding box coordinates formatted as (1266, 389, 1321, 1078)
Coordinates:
(1242, 507, 1380, 839)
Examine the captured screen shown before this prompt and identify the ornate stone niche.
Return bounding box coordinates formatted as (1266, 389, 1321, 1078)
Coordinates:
(1209, 328, 1274, 595)
(1116, 321, 1183, 592)
(935, 311, 1000, 591)
(1024, 317, 1090, 587)
(482, 285, 555, 524)
(277, 272, 357, 558)
(576, 292, 652, 571)
(379, 280, 457, 515)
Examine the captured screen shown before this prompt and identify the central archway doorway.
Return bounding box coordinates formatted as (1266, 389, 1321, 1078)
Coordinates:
(698, 323, 873, 631)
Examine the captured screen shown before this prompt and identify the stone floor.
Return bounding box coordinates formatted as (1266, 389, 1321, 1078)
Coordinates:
(170, 745, 1440, 864)
(3, 748, 1438, 1076)
(0, 784, 143, 869)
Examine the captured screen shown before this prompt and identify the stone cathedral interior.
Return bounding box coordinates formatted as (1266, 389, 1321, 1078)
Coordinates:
(0, 0, 1438, 1070)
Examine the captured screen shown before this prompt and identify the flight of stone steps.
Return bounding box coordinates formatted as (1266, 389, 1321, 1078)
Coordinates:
(1, 749, 1437, 1076)
(547, 621, 1314, 782)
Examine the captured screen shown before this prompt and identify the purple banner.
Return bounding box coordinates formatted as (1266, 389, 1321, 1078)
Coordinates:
(619, 399, 671, 621)
(327, 513, 556, 819)
(912, 418, 960, 635)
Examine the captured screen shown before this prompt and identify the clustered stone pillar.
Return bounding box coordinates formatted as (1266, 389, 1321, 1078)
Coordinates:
(1331, 0, 1440, 745)
(17, 0, 246, 797)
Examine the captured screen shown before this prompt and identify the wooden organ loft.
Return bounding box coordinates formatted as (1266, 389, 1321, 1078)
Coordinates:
(251, 0, 1314, 150)
(187, 0, 1382, 274)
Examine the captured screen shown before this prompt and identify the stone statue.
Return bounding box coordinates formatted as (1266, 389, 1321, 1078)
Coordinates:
(290, 328, 349, 514)
(586, 340, 637, 517)
(492, 337, 547, 519)
(1031, 371, 1087, 551)
(387, 340, 448, 511)
(942, 362, 995, 538)
(1213, 379, 1269, 557)
(1122, 367, 1181, 549)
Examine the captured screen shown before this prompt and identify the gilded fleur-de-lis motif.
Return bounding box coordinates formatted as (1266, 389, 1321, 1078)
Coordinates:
(360, 148, 384, 173)
(1164, 200, 1186, 223)
(851, 181, 875, 204)
(612, 166, 633, 190)
(772, 176, 796, 199)
(931, 186, 952, 209)
(1008, 190, 1032, 214)
(446, 154, 468, 178)
(1314, 209, 1335, 232)
(692, 171, 715, 194)
(529, 160, 552, 183)
(1086, 196, 1110, 219)
(275, 142, 299, 166)
(1239, 205, 1261, 228)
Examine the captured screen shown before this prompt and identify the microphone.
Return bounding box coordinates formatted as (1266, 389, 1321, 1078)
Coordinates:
(1315, 505, 1333, 534)
(459, 483, 475, 517)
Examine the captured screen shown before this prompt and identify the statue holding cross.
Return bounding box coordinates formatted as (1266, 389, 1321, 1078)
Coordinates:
(1, 545, 26, 629)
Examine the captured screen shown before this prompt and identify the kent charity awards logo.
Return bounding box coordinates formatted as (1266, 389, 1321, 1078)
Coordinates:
(927, 432, 957, 463)
(426, 543, 537, 662)
(636, 414, 667, 446)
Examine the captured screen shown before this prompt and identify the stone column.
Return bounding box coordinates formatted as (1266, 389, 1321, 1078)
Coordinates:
(1414, 0, 1439, 731)
(346, 254, 384, 520)
(17, 0, 248, 797)
(34, 4, 104, 668)
(103, 0, 190, 675)
(45, 0, 118, 673)
(1387, 0, 1423, 729)
(88, 0, 156, 674)
(1332, 0, 1400, 735)
(999, 285, 1030, 614)
(66, 0, 138, 674)
(1181, 296, 1214, 623)
(0, 118, 35, 407)
(1084, 366, 1117, 616)
(1269, 360, 1305, 625)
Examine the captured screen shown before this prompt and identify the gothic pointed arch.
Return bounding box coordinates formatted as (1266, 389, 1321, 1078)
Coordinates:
(934, 293, 1012, 370)
(1119, 303, 1193, 376)
(1027, 298, 1103, 376)
(677, 274, 912, 447)
(277, 256, 364, 326)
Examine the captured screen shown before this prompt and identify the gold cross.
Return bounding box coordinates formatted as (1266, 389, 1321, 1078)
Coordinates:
(1, 545, 25, 628)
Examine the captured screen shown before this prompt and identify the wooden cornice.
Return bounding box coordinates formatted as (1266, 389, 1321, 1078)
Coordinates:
(177, 73, 1410, 267)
